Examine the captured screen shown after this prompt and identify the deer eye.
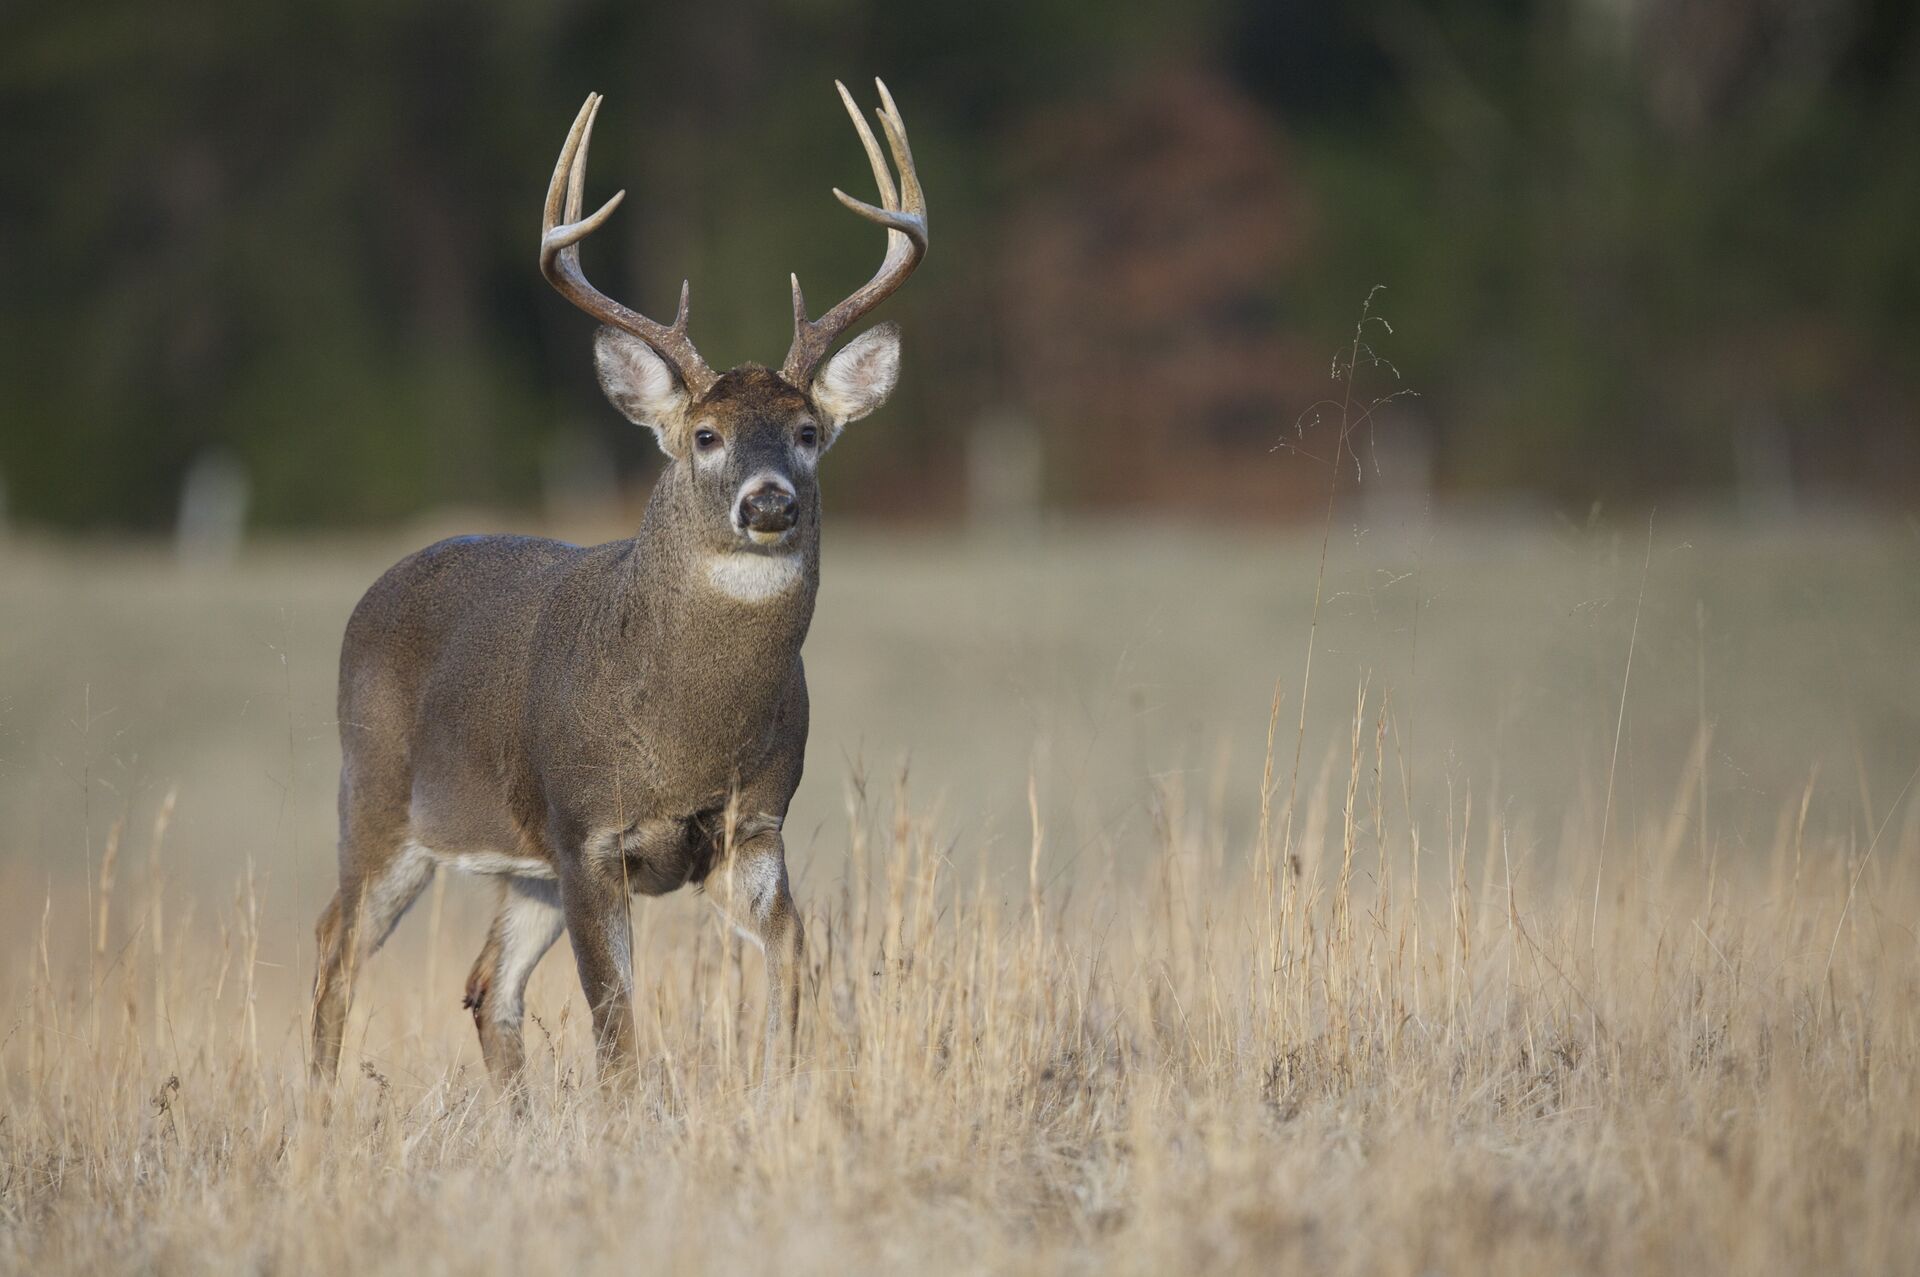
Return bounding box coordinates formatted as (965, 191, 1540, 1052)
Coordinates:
(797, 423, 819, 448)
(693, 427, 721, 451)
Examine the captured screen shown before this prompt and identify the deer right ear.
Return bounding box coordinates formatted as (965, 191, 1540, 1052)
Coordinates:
(594, 328, 692, 455)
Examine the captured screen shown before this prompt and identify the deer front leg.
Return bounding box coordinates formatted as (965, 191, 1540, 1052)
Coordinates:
(714, 823, 806, 1080)
(557, 849, 639, 1086)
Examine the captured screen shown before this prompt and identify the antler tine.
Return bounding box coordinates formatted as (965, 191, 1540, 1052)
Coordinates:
(781, 79, 929, 389)
(562, 96, 594, 224)
(830, 99, 922, 250)
(835, 80, 898, 213)
(875, 79, 923, 217)
(541, 96, 621, 257)
(540, 94, 717, 397)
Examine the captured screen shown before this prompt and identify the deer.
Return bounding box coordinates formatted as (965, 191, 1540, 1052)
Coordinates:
(309, 80, 926, 1096)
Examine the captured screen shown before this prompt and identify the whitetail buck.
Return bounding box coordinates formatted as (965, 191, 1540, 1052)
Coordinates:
(310, 81, 926, 1093)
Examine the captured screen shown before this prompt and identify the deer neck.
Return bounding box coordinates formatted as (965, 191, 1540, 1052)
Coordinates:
(617, 466, 820, 670)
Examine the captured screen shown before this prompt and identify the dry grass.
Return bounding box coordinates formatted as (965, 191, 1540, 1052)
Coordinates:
(2, 520, 1917, 1273)
(5, 723, 1919, 1274)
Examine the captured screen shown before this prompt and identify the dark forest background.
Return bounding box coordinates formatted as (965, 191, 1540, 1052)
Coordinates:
(3, 0, 1916, 530)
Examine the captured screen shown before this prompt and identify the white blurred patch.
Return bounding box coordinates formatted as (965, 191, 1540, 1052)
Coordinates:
(176, 449, 251, 567)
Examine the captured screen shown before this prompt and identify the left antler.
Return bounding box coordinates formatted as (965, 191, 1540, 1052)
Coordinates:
(780, 79, 929, 389)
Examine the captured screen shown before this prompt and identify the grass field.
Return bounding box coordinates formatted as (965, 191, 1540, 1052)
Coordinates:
(2, 515, 1918, 1273)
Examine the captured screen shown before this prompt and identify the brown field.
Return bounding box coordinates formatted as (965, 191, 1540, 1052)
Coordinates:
(2, 515, 1918, 1274)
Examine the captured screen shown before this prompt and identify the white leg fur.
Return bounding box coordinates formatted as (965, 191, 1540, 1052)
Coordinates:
(360, 841, 436, 954)
(482, 878, 566, 1025)
(708, 842, 788, 951)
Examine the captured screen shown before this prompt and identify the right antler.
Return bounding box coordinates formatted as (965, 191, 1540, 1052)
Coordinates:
(541, 94, 718, 399)
(780, 79, 929, 389)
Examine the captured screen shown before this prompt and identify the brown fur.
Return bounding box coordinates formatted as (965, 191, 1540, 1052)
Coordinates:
(310, 364, 873, 1093)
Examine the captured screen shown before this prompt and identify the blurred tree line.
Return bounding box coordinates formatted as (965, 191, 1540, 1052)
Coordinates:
(2, 0, 1915, 530)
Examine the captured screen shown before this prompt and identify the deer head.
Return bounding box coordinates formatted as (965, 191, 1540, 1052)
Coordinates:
(539, 81, 927, 553)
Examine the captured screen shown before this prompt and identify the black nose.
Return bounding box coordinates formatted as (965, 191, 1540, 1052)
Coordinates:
(739, 483, 798, 533)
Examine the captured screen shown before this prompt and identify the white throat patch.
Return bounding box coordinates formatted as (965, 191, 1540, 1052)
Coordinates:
(705, 552, 804, 603)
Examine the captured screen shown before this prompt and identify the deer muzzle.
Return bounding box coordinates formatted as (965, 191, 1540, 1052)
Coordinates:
(738, 478, 799, 543)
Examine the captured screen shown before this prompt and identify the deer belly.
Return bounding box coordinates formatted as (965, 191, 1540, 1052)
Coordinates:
(406, 772, 555, 879)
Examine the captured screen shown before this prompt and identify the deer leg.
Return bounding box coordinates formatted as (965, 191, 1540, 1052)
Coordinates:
(713, 828, 805, 1080)
(309, 842, 435, 1084)
(464, 876, 565, 1101)
(558, 850, 639, 1086)
(310, 887, 354, 1084)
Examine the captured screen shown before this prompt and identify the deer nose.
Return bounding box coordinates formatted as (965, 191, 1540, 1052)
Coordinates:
(738, 481, 798, 534)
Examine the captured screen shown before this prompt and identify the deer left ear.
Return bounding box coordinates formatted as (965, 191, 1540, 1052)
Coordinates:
(810, 324, 900, 435)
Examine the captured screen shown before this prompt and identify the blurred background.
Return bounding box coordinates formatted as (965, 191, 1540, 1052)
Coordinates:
(4, 0, 1918, 531)
(1, 0, 1916, 938)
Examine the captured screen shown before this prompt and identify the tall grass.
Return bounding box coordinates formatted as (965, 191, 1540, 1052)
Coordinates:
(3, 708, 1916, 1274)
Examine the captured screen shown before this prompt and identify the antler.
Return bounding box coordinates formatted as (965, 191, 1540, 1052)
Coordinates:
(541, 94, 718, 399)
(781, 79, 929, 388)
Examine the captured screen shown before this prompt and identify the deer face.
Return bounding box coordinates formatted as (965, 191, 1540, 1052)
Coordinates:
(593, 326, 900, 551)
(541, 80, 925, 553)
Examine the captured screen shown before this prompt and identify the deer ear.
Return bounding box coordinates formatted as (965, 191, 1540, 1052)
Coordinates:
(594, 327, 691, 455)
(811, 324, 900, 435)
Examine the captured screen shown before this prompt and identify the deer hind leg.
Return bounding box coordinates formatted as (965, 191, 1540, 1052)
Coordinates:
(464, 876, 565, 1101)
(309, 841, 435, 1084)
(310, 889, 352, 1083)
